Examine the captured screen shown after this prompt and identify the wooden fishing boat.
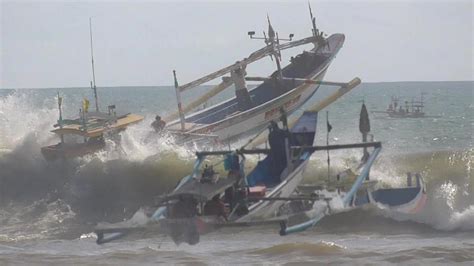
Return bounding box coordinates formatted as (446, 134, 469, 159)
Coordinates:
(95, 107, 321, 244)
(41, 18, 143, 161)
(160, 7, 359, 146)
(41, 107, 143, 161)
(373, 93, 440, 118)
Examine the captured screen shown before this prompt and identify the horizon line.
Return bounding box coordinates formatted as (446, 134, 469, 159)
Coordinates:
(1, 80, 473, 90)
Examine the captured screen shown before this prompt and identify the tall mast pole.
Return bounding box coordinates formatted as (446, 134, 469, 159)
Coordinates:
(89, 17, 99, 112)
(173, 70, 186, 131)
(326, 111, 331, 183)
(57, 91, 64, 144)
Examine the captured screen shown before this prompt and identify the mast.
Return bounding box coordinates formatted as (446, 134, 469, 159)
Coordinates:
(57, 91, 64, 144)
(248, 15, 293, 80)
(173, 70, 186, 131)
(89, 17, 99, 112)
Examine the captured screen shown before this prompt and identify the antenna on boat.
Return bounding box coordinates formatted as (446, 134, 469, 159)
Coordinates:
(248, 15, 293, 79)
(89, 17, 99, 112)
(308, 2, 318, 37)
(308, 3, 329, 51)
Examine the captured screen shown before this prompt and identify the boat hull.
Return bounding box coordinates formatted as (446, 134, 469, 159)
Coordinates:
(368, 178, 427, 214)
(167, 34, 345, 145)
(239, 158, 310, 221)
(40, 141, 106, 161)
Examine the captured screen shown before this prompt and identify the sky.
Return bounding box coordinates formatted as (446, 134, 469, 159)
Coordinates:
(1, 0, 472, 88)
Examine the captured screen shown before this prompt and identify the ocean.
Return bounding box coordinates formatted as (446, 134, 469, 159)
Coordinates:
(0, 81, 473, 265)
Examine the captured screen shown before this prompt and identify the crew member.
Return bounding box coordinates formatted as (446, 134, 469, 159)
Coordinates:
(203, 194, 228, 221)
(268, 121, 289, 181)
(171, 195, 198, 218)
(151, 115, 166, 132)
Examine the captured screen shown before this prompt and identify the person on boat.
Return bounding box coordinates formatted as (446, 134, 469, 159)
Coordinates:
(268, 121, 289, 180)
(171, 195, 198, 218)
(231, 64, 253, 111)
(201, 164, 215, 183)
(279, 107, 288, 130)
(151, 115, 166, 132)
(203, 194, 228, 221)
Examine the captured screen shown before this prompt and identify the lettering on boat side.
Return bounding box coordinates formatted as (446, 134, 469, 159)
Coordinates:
(264, 95, 301, 120)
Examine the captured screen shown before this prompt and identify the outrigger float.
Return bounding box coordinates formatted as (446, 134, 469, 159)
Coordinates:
(156, 5, 360, 146)
(41, 18, 143, 161)
(94, 101, 427, 245)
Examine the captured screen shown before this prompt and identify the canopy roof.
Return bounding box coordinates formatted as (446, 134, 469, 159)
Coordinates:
(165, 174, 239, 203)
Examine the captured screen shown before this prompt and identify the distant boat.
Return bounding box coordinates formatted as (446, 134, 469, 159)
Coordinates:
(373, 93, 439, 118)
(41, 18, 143, 161)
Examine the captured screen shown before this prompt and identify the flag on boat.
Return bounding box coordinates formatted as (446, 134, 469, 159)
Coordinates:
(326, 112, 332, 133)
(83, 98, 90, 113)
(359, 103, 370, 134)
(173, 70, 179, 88)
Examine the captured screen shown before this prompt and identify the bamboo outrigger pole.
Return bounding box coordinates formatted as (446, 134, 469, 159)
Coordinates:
(173, 70, 186, 131)
(89, 17, 99, 112)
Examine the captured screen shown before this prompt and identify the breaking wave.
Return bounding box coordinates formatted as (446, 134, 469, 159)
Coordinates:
(0, 90, 473, 243)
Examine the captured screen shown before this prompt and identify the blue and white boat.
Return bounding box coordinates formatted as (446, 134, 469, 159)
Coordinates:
(95, 108, 321, 245)
(160, 7, 359, 146)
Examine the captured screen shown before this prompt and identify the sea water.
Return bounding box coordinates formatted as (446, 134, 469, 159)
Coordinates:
(0, 81, 473, 265)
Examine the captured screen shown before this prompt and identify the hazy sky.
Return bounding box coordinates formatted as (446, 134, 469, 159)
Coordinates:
(1, 0, 472, 88)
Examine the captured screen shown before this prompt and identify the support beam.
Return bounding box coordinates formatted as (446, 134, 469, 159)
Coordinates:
(195, 141, 381, 157)
(245, 76, 355, 87)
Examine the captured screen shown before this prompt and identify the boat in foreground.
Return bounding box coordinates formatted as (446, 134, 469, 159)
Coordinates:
(95, 107, 321, 245)
(156, 6, 359, 146)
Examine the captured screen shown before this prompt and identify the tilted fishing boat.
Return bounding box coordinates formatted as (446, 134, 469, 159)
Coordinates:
(41, 19, 143, 161)
(158, 6, 360, 145)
